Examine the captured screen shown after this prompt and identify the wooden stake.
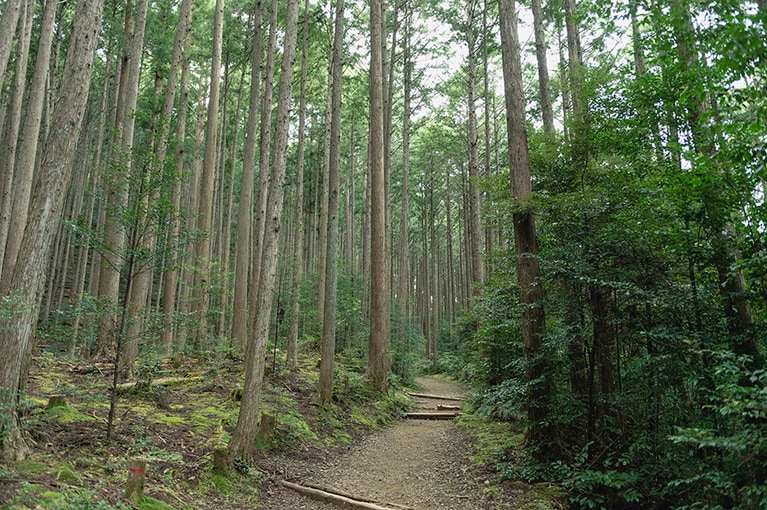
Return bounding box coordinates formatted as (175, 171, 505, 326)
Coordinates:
(124, 458, 146, 502)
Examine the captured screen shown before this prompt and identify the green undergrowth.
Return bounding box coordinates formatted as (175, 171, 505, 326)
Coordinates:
(457, 412, 567, 509)
(1, 349, 413, 509)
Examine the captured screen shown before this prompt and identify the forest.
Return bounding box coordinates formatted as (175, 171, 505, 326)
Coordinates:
(0, 0, 765, 507)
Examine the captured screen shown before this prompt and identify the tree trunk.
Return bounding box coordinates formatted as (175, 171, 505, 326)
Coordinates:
(397, 2, 412, 342)
(466, 0, 484, 298)
(368, 0, 391, 392)
(671, 0, 760, 363)
(120, 0, 151, 377)
(531, 0, 555, 134)
(0, 0, 103, 460)
(191, 0, 225, 345)
(2, 0, 55, 289)
(232, 0, 264, 352)
(319, 0, 344, 405)
(251, 0, 280, 309)
(0, 0, 22, 90)
(95, 0, 149, 357)
(0, 0, 34, 286)
(228, 0, 301, 460)
(160, 41, 192, 354)
(287, 0, 311, 371)
(499, 0, 551, 448)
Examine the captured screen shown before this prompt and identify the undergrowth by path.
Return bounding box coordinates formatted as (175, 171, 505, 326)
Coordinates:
(0, 350, 410, 509)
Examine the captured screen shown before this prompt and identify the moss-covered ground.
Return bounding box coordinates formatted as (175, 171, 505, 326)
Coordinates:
(0, 350, 410, 509)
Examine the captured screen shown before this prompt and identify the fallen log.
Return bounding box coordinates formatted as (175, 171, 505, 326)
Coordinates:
(405, 411, 461, 420)
(116, 376, 204, 391)
(303, 483, 420, 510)
(407, 392, 462, 401)
(436, 404, 461, 411)
(280, 480, 414, 510)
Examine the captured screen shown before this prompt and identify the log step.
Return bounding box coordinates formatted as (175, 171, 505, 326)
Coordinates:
(405, 411, 462, 420)
(407, 392, 463, 401)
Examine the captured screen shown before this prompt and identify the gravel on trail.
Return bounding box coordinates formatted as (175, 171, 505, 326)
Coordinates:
(258, 377, 508, 510)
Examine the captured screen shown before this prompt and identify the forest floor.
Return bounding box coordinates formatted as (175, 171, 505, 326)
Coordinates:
(0, 351, 565, 509)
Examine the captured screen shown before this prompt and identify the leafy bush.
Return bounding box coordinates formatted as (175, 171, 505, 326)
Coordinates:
(670, 352, 767, 510)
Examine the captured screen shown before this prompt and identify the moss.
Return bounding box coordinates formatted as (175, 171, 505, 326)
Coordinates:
(211, 473, 234, 494)
(16, 460, 50, 477)
(190, 405, 237, 434)
(53, 462, 81, 482)
(136, 496, 177, 510)
(150, 412, 186, 425)
(350, 405, 376, 427)
(45, 405, 96, 424)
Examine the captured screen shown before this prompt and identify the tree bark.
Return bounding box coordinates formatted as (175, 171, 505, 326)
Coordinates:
(232, 0, 264, 353)
(531, 0, 555, 134)
(1, 0, 55, 289)
(95, 0, 149, 357)
(160, 47, 192, 353)
(0, 0, 22, 90)
(0, 0, 104, 460)
(120, 0, 151, 377)
(498, 0, 551, 447)
(397, 3, 412, 342)
(466, 0, 484, 298)
(159, 0, 194, 353)
(319, 0, 345, 405)
(191, 0, 225, 345)
(368, 0, 391, 392)
(0, 0, 34, 285)
(287, 0, 311, 371)
(228, 0, 300, 460)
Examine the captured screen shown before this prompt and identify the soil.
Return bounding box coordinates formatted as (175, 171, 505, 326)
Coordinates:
(258, 377, 516, 509)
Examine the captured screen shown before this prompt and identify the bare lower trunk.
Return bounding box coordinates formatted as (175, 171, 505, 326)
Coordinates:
(368, 0, 391, 392)
(0, 0, 103, 460)
(232, 0, 264, 352)
(191, 0, 224, 345)
(499, 0, 551, 447)
(228, 0, 301, 460)
(0, 0, 22, 88)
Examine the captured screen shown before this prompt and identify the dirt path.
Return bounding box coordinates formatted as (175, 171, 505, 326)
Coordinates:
(262, 377, 506, 509)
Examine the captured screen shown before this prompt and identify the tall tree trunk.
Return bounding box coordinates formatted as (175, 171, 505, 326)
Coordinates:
(160, 42, 192, 353)
(250, 0, 279, 316)
(397, 2, 412, 342)
(228, 0, 300, 461)
(95, 0, 149, 357)
(319, 0, 344, 405)
(0, 0, 22, 91)
(368, 0, 391, 392)
(466, 0, 484, 298)
(671, 0, 760, 362)
(192, 0, 225, 345)
(2, 0, 54, 289)
(499, 0, 551, 448)
(120, 0, 151, 376)
(287, 0, 311, 371)
(0, 0, 34, 284)
(0, 0, 103, 460)
(531, 0, 555, 134)
(445, 169, 456, 324)
(232, 0, 264, 353)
